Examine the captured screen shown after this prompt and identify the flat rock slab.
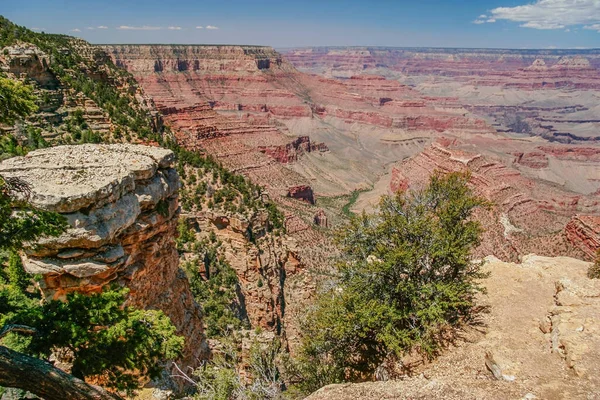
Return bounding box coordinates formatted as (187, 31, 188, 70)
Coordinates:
(0, 144, 174, 213)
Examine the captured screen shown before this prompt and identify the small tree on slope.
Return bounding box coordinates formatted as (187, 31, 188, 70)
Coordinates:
(291, 172, 488, 393)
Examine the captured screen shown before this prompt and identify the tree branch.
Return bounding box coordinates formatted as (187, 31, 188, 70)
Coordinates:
(0, 324, 36, 339)
(0, 345, 122, 400)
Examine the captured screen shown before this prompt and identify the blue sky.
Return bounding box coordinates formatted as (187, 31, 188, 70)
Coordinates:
(3, 0, 600, 48)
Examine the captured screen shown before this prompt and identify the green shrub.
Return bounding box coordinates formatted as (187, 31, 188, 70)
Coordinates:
(588, 250, 600, 279)
(183, 240, 247, 338)
(292, 172, 488, 393)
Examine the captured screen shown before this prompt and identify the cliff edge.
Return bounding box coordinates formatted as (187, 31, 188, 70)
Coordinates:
(0, 144, 207, 369)
(307, 255, 600, 399)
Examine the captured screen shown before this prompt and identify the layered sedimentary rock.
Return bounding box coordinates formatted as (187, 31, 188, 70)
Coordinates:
(308, 255, 600, 399)
(287, 185, 315, 204)
(389, 140, 600, 261)
(103, 45, 316, 196)
(103, 45, 494, 201)
(283, 47, 600, 143)
(187, 210, 313, 350)
(0, 144, 207, 366)
(284, 47, 600, 80)
(0, 43, 144, 140)
(565, 215, 600, 258)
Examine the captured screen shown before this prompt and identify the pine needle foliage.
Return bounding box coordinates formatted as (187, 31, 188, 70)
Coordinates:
(294, 172, 488, 392)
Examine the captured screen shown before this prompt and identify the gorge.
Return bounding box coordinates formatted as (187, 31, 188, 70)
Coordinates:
(0, 14, 599, 400)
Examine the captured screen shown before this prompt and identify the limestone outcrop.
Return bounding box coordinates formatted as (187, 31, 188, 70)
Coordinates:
(0, 144, 207, 367)
(307, 255, 600, 399)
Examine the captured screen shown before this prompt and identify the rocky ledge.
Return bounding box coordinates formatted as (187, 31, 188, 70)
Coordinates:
(308, 255, 600, 399)
(0, 144, 207, 368)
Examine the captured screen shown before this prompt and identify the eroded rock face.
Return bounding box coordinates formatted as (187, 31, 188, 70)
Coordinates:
(391, 140, 600, 261)
(0, 144, 207, 367)
(287, 185, 315, 204)
(566, 215, 600, 258)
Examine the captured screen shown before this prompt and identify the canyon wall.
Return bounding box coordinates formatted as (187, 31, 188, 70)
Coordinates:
(388, 140, 600, 261)
(283, 47, 600, 143)
(0, 144, 207, 368)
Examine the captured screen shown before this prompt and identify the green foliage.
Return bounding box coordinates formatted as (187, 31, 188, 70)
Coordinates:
(0, 16, 157, 143)
(0, 75, 46, 159)
(169, 141, 285, 234)
(341, 189, 361, 217)
(588, 250, 600, 279)
(6, 251, 29, 293)
(3, 288, 184, 395)
(192, 338, 283, 400)
(183, 238, 247, 338)
(0, 177, 68, 250)
(294, 172, 487, 393)
(0, 76, 38, 125)
(0, 151, 181, 395)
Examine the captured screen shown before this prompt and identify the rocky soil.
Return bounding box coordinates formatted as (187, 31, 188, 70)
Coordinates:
(0, 144, 207, 370)
(307, 255, 600, 400)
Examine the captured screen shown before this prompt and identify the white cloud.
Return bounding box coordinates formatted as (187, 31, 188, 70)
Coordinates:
(117, 25, 162, 30)
(168, 26, 182, 30)
(196, 26, 204, 29)
(479, 14, 488, 19)
(97, 25, 108, 29)
(87, 27, 95, 30)
(488, 0, 600, 30)
(70, 28, 81, 32)
(473, 19, 486, 24)
(206, 25, 219, 30)
(487, 18, 496, 23)
(31, 27, 43, 31)
(584, 23, 600, 31)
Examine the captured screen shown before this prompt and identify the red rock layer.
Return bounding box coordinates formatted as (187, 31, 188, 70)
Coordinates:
(284, 47, 600, 89)
(104, 45, 316, 195)
(393, 140, 600, 261)
(565, 215, 600, 258)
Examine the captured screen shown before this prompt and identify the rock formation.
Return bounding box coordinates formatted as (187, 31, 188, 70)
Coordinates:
(389, 140, 600, 261)
(287, 185, 315, 204)
(0, 144, 207, 368)
(566, 215, 600, 258)
(313, 210, 329, 227)
(307, 255, 600, 399)
(283, 47, 600, 143)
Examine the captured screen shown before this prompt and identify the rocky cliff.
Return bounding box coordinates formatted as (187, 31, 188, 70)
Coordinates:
(0, 144, 207, 368)
(103, 44, 493, 202)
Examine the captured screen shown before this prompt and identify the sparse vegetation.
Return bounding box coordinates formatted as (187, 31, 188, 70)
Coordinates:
(0, 16, 157, 149)
(189, 336, 284, 400)
(171, 141, 285, 234)
(177, 221, 249, 338)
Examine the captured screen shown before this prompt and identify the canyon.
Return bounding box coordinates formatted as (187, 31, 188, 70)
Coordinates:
(1, 15, 600, 397)
(105, 44, 600, 263)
